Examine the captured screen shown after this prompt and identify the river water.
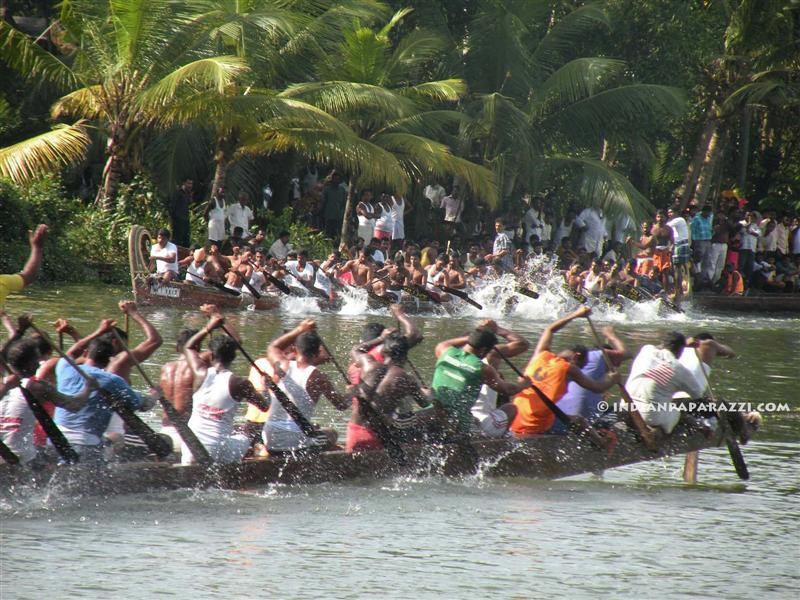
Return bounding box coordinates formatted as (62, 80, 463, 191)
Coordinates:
(1, 283, 798, 599)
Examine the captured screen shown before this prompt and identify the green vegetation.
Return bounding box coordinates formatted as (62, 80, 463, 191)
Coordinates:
(0, 0, 798, 282)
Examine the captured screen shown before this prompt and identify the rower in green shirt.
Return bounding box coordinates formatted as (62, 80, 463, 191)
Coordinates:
(432, 328, 528, 436)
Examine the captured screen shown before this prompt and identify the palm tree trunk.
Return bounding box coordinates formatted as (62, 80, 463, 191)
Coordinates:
(211, 156, 229, 197)
(96, 124, 127, 212)
(340, 178, 356, 244)
(694, 124, 726, 208)
(736, 108, 751, 190)
(678, 118, 719, 211)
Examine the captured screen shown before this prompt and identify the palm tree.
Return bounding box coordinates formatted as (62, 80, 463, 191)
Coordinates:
(0, 0, 248, 210)
(459, 0, 687, 221)
(282, 8, 498, 242)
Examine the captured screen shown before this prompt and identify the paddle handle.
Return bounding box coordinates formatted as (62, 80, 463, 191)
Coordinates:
(220, 324, 317, 437)
(18, 383, 80, 463)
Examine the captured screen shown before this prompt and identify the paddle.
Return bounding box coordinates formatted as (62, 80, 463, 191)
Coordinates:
(318, 337, 407, 465)
(186, 270, 241, 296)
(694, 347, 749, 481)
(0, 438, 19, 465)
(219, 324, 323, 443)
(403, 284, 439, 303)
(584, 316, 658, 451)
(249, 262, 293, 296)
(437, 285, 483, 310)
(367, 289, 395, 307)
(494, 349, 608, 450)
(29, 324, 173, 459)
(0, 354, 80, 464)
(109, 329, 212, 465)
(515, 286, 540, 300)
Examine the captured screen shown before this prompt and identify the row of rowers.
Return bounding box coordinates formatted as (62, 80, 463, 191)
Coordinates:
(0, 301, 738, 465)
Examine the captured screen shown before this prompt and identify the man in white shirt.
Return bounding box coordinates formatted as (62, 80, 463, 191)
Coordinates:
(424, 182, 446, 209)
(226, 191, 254, 237)
(441, 185, 463, 238)
(574, 207, 606, 257)
(491, 218, 514, 271)
(288, 250, 315, 287)
(625, 331, 706, 434)
(185, 248, 208, 286)
(523, 195, 544, 243)
(269, 231, 292, 260)
(149, 228, 180, 282)
(738, 211, 760, 284)
(667, 207, 691, 298)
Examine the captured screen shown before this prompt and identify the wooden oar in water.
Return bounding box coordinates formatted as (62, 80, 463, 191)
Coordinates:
(693, 347, 749, 481)
(0, 354, 81, 464)
(219, 324, 325, 445)
(584, 316, 659, 451)
(186, 270, 241, 296)
(494, 349, 609, 451)
(109, 329, 212, 465)
(515, 286, 540, 300)
(437, 285, 483, 310)
(318, 337, 408, 465)
(29, 323, 173, 459)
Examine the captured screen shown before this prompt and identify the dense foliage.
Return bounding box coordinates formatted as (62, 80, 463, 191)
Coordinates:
(0, 0, 798, 282)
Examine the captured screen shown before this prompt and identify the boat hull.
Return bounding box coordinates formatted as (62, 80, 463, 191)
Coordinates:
(0, 419, 747, 497)
(692, 292, 800, 313)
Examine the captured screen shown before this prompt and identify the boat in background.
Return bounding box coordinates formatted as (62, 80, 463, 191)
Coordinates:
(128, 225, 281, 311)
(691, 292, 800, 313)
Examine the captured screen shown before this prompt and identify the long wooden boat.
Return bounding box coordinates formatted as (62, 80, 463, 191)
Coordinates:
(0, 418, 754, 498)
(691, 292, 800, 313)
(128, 225, 281, 311)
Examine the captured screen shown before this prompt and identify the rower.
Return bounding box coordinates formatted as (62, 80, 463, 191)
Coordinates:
(181, 315, 269, 464)
(54, 337, 155, 462)
(288, 249, 314, 288)
(313, 252, 340, 300)
(148, 228, 180, 282)
(509, 306, 618, 437)
(432, 327, 528, 438)
(1, 337, 90, 465)
(263, 320, 349, 453)
(555, 325, 631, 429)
(350, 331, 437, 449)
(624, 331, 706, 434)
(158, 329, 200, 453)
(345, 305, 422, 452)
(470, 320, 529, 438)
(338, 250, 375, 288)
(185, 248, 209, 286)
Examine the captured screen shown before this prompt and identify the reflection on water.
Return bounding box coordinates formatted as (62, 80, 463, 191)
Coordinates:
(1, 284, 799, 599)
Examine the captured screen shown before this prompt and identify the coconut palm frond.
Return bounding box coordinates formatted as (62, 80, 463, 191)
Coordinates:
(546, 155, 654, 222)
(401, 79, 467, 104)
(51, 85, 107, 120)
(138, 55, 249, 109)
(0, 22, 78, 91)
(532, 57, 627, 114)
(374, 132, 498, 208)
(530, 3, 610, 75)
(0, 121, 91, 184)
(280, 81, 416, 119)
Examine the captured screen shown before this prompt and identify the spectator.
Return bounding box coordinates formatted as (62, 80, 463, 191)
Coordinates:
(169, 179, 193, 247)
(227, 191, 254, 237)
(269, 231, 292, 260)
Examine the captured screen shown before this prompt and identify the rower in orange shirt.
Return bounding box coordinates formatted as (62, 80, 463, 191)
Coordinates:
(510, 306, 618, 436)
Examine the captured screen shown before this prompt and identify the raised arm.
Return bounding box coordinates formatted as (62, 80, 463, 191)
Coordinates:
(434, 334, 469, 359)
(27, 378, 92, 412)
(230, 376, 270, 411)
(601, 325, 632, 361)
(480, 320, 529, 366)
(119, 301, 162, 363)
(534, 306, 591, 356)
(307, 371, 349, 410)
(389, 304, 422, 348)
(64, 318, 118, 359)
(267, 319, 315, 372)
(19, 225, 48, 287)
(183, 315, 224, 378)
(0, 311, 15, 338)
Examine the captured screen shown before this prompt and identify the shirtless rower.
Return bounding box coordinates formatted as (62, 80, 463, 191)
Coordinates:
(627, 220, 655, 276)
(509, 306, 619, 437)
(345, 304, 423, 451)
(650, 211, 674, 293)
(407, 252, 428, 287)
(372, 255, 410, 299)
(263, 320, 349, 452)
(158, 328, 200, 452)
(338, 249, 375, 287)
(349, 331, 437, 450)
(181, 314, 270, 464)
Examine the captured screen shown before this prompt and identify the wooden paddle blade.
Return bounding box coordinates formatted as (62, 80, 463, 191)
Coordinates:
(726, 439, 750, 480)
(683, 450, 699, 484)
(0, 439, 20, 465)
(440, 285, 483, 309)
(265, 273, 292, 295)
(105, 393, 173, 459)
(19, 386, 80, 463)
(515, 286, 540, 299)
(159, 398, 212, 464)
